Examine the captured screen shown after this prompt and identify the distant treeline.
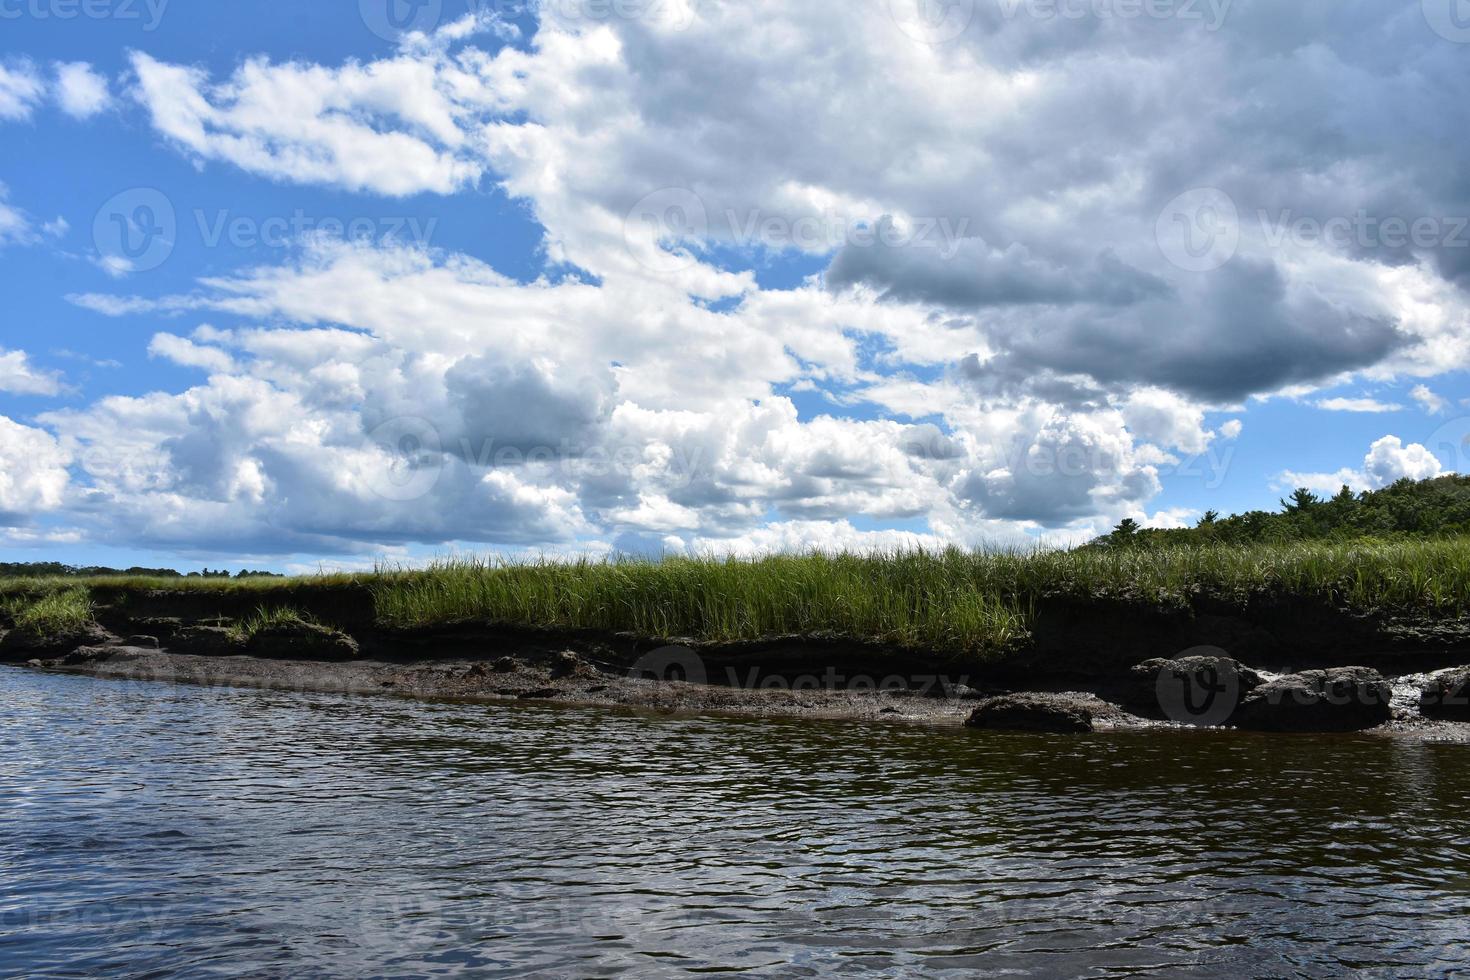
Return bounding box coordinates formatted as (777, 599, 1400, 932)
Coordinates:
(1099, 475, 1470, 548)
(0, 563, 283, 580)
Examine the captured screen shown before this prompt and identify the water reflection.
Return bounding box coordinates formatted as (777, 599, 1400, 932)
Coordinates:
(2, 667, 1468, 977)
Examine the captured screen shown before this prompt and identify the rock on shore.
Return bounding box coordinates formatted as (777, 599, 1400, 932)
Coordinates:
(1128, 652, 1264, 726)
(0, 623, 114, 661)
(1235, 667, 1393, 733)
(1420, 668, 1470, 721)
(966, 693, 1108, 733)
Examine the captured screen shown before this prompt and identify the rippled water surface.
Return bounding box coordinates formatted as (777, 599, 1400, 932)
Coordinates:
(3, 667, 1470, 977)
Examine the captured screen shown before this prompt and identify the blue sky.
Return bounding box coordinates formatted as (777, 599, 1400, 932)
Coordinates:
(1, 0, 1469, 572)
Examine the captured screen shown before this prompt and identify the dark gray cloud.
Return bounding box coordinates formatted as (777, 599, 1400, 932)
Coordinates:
(826, 229, 1169, 308)
(445, 356, 616, 458)
(596, 0, 1468, 405)
(960, 260, 1408, 402)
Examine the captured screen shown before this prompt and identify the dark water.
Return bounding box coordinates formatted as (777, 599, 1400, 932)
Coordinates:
(2, 668, 1469, 978)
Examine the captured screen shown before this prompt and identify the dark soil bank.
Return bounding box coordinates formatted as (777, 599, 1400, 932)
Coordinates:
(71, 583, 1470, 675)
(4, 589, 1470, 738)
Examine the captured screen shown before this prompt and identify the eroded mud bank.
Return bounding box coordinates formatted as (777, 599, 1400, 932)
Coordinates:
(4, 587, 1470, 737)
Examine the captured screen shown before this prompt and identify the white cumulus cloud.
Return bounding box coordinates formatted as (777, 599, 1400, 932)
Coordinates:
(1411, 384, 1449, 415)
(0, 60, 44, 121)
(54, 62, 112, 119)
(0, 416, 70, 520)
(0, 348, 64, 397)
(127, 46, 487, 196)
(1280, 435, 1443, 494)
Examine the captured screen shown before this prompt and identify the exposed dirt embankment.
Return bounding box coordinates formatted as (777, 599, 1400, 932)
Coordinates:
(3, 588, 1470, 738)
(1016, 592, 1470, 678)
(86, 583, 378, 633)
(23, 582, 1470, 679)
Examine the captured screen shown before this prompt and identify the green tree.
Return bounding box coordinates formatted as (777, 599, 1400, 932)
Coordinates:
(1283, 488, 1320, 513)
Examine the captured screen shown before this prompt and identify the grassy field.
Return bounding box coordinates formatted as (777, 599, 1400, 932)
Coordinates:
(4, 539, 1470, 657)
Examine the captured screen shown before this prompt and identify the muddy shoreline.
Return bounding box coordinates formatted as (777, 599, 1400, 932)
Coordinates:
(11, 645, 989, 725)
(6, 628, 1470, 741)
(4, 586, 1470, 736)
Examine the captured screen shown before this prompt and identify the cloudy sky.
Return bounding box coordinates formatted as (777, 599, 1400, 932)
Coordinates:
(1, 0, 1468, 572)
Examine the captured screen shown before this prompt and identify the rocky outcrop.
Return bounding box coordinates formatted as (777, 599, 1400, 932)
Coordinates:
(245, 622, 360, 662)
(1128, 651, 1264, 726)
(549, 650, 597, 679)
(966, 692, 1100, 733)
(0, 623, 114, 661)
(1420, 669, 1470, 721)
(60, 646, 119, 666)
(1235, 667, 1392, 732)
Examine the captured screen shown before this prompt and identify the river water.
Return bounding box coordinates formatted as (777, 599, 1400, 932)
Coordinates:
(2, 667, 1468, 978)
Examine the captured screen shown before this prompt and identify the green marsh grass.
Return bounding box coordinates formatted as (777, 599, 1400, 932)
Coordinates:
(230, 606, 321, 643)
(370, 551, 1030, 655)
(0, 586, 95, 636)
(367, 538, 1470, 657)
